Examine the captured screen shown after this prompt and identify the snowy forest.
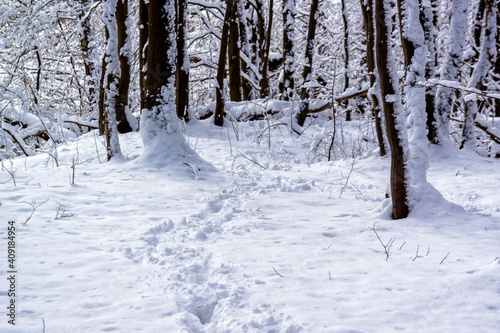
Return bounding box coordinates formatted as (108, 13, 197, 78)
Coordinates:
(1, 0, 500, 332)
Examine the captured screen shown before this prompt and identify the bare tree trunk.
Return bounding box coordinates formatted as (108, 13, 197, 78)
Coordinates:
(397, 0, 429, 197)
(296, 0, 319, 127)
(420, 0, 438, 143)
(375, 0, 410, 219)
(341, 0, 350, 121)
(115, 0, 133, 133)
(228, 0, 242, 101)
(360, 0, 386, 156)
(260, 0, 273, 98)
(256, 0, 266, 97)
(78, 0, 96, 105)
(495, 3, 500, 117)
(139, 0, 148, 113)
(461, 0, 497, 150)
(103, 0, 122, 160)
(214, 0, 233, 127)
(238, 0, 253, 100)
(281, 0, 295, 101)
(176, 0, 190, 120)
(98, 27, 109, 136)
(141, 0, 179, 145)
(473, 0, 486, 56)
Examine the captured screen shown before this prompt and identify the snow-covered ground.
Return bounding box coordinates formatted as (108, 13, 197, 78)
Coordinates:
(1, 116, 499, 332)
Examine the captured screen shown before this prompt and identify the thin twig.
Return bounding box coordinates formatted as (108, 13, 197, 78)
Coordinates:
(412, 245, 423, 261)
(339, 159, 355, 198)
(440, 252, 450, 265)
(273, 267, 284, 278)
(0, 160, 17, 187)
(237, 150, 267, 170)
(369, 223, 395, 261)
(24, 199, 49, 224)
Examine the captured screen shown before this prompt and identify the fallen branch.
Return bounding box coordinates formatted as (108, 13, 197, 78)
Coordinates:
(450, 117, 500, 145)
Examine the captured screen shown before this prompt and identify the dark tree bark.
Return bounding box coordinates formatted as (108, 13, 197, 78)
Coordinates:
(176, 0, 190, 120)
(228, 0, 242, 101)
(281, 0, 295, 101)
(115, 0, 133, 133)
(473, 0, 486, 55)
(375, 0, 410, 219)
(144, 0, 176, 111)
(341, 0, 351, 121)
(360, 0, 386, 156)
(420, 0, 438, 142)
(98, 27, 109, 136)
(260, 0, 273, 98)
(495, 2, 500, 117)
(139, 0, 148, 113)
(78, 0, 96, 105)
(296, 0, 319, 127)
(238, 0, 253, 100)
(214, 0, 233, 127)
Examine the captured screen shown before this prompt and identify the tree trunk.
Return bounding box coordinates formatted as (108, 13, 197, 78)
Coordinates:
(434, 0, 468, 145)
(98, 32, 107, 136)
(228, 0, 242, 101)
(495, 3, 500, 117)
(260, 0, 273, 98)
(341, 0, 350, 121)
(139, 0, 148, 113)
(360, 0, 386, 156)
(78, 0, 97, 105)
(176, 0, 190, 120)
(397, 0, 429, 196)
(238, 0, 253, 100)
(296, 0, 319, 127)
(214, 0, 233, 127)
(115, 0, 133, 133)
(103, 0, 122, 160)
(460, 0, 497, 150)
(375, 0, 410, 219)
(256, 0, 266, 97)
(420, 0, 438, 143)
(281, 0, 295, 101)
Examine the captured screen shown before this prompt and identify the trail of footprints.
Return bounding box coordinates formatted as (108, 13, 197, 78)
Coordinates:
(120, 183, 302, 332)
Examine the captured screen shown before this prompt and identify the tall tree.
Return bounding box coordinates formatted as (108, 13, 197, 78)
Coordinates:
(238, 0, 254, 100)
(460, 0, 497, 150)
(375, 0, 410, 219)
(115, 0, 133, 133)
(103, 0, 122, 160)
(141, 0, 179, 145)
(228, 0, 242, 101)
(296, 0, 320, 127)
(176, 0, 190, 120)
(420, 0, 438, 142)
(260, 0, 274, 98)
(341, 0, 351, 121)
(397, 0, 429, 201)
(360, 0, 386, 156)
(139, 0, 148, 113)
(214, 0, 234, 127)
(281, 0, 296, 101)
(434, 0, 468, 145)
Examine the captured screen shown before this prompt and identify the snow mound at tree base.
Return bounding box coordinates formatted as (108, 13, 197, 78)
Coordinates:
(134, 131, 217, 179)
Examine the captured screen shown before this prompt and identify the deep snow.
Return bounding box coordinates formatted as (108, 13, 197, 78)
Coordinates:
(1, 116, 499, 332)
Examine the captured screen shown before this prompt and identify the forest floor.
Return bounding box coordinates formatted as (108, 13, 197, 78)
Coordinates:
(1, 115, 499, 332)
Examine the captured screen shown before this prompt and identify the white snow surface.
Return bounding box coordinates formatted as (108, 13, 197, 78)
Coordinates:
(1, 118, 500, 332)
